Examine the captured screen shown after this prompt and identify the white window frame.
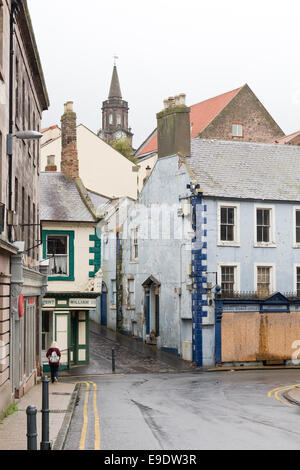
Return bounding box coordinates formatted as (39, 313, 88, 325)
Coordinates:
(217, 202, 240, 246)
(126, 277, 135, 309)
(47, 234, 69, 277)
(232, 123, 243, 137)
(294, 264, 300, 296)
(217, 262, 240, 295)
(254, 204, 276, 247)
(254, 263, 276, 296)
(130, 227, 139, 262)
(293, 206, 300, 248)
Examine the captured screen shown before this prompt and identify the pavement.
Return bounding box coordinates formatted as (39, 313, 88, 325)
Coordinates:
(0, 378, 77, 451)
(283, 387, 300, 406)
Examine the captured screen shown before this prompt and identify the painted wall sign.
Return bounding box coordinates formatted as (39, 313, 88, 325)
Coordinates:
(69, 298, 97, 308)
(42, 298, 56, 308)
(57, 300, 68, 306)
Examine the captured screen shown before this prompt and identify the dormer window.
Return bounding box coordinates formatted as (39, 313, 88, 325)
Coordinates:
(232, 123, 243, 137)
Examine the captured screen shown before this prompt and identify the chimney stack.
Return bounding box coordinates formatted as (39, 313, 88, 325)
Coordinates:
(156, 93, 190, 158)
(61, 101, 79, 179)
(45, 155, 57, 172)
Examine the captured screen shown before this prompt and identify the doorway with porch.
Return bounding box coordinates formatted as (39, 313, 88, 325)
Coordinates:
(143, 276, 160, 344)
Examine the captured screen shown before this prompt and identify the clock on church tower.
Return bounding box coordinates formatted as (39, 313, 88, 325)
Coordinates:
(98, 63, 133, 145)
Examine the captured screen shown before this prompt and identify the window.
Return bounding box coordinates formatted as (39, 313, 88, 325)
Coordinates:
(127, 278, 135, 308)
(294, 208, 300, 247)
(111, 279, 117, 306)
(255, 264, 275, 298)
(255, 206, 275, 246)
(15, 58, 19, 121)
(130, 228, 138, 261)
(109, 113, 113, 125)
(47, 235, 68, 276)
(257, 267, 270, 297)
(296, 267, 300, 297)
(218, 263, 240, 297)
(257, 209, 270, 242)
(232, 123, 243, 137)
(221, 207, 234, 241)
(22, 80, 25, 129)
(218, 203, 240, 246)
(14, 177, 18, 213)
(0, 3, 3, 79)
(27, 196, 31, 254)
(43, 230, 74, 281)
(117, 114, 121, 125)
(22, 187, 25, 237)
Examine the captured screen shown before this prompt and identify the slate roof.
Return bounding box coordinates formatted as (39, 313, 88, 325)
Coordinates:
(135, 86, 242, 157)
(87, 190, 111, 211)
(188, 139, 300, 201)
(40, 172, 96, 222)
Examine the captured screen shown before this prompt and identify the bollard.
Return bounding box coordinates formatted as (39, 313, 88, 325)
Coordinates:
(112, 347, 116, 373)
(26, 406, 38, 451)
(40, 375, 51, 450)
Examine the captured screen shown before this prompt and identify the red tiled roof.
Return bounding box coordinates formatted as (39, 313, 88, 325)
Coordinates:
(41, 125, 59, 133)
(275, 130, 300, 145)
(136, 86, 242, 157)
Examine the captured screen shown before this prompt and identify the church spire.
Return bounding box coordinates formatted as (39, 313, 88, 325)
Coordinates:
(109, 65, 122, 99)
(99, 62, 133, 145)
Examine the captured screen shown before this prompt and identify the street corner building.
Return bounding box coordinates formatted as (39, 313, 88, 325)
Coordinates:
(0, 0, 49, 414)
(40, 101, 105, 371)
(101, 93, 300, 368)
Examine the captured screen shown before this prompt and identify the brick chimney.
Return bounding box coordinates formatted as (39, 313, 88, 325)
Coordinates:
(45, 155, 57, 172)
(61, 101, 79, 179)
(156, 94, 191, 158)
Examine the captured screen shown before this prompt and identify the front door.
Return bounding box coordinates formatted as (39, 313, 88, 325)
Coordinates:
(70, 311, 78, 364)
(101, 283, 107, 326)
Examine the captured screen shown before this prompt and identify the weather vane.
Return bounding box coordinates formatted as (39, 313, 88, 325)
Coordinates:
(113, 55, 119, 66)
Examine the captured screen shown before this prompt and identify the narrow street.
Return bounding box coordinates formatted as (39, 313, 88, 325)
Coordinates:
(61, 323, 300, 450)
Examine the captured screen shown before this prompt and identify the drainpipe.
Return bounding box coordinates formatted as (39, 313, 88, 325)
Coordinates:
(8, 1, 20, 243)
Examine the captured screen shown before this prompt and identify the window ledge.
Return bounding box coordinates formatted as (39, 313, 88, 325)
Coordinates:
(217, 242, 240, 247)
(254, 243, 276, 248)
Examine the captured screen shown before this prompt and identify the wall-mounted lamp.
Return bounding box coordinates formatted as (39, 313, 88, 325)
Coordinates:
(7, 131, 43, 156)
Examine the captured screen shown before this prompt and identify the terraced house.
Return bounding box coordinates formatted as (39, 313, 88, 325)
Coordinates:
(0, 0, 49, 414)
(40, 102, 105, 370)
(103, 94, 300, 368)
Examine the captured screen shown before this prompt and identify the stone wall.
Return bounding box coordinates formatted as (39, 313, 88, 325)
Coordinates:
(199, 84, 284, 143)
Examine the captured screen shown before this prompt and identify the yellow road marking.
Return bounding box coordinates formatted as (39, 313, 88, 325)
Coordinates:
(267, 383, 300, 407)
(90, 381, 101, 450)
(78, 382, 90, 450)
(61, 373, 124, 379)
(267, 383, 300, 398)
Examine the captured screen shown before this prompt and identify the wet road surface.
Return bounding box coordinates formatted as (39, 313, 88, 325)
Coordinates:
(62, 324, 300, 450)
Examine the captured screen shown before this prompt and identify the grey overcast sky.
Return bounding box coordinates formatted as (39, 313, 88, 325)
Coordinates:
(28, 0, 300, 148)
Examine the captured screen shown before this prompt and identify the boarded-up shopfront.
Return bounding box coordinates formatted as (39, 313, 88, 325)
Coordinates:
(217, 293, 300, 365)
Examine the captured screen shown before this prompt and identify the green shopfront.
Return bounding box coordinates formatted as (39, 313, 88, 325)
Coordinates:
(42, 293, 99, 371)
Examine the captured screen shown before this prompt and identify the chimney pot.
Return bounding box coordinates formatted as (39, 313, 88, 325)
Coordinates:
(45, 155, 57, 172)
